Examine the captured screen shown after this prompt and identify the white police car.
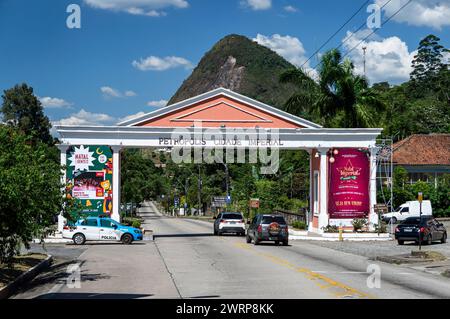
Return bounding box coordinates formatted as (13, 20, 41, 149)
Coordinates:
(62, 216, 143, 245)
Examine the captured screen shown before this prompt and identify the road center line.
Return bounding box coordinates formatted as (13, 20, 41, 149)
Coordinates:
(233, 242, 375, 299)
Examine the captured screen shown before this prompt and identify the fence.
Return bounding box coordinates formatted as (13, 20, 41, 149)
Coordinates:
(272, 208, 307, 225)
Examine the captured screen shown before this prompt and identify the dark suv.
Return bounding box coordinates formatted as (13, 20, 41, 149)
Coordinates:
(246, 214, 289, 246)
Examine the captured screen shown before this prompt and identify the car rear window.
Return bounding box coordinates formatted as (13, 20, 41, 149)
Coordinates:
(402, 217, 429, 225)
(222, 213, 243, 220)
(262, 216, 286, 224)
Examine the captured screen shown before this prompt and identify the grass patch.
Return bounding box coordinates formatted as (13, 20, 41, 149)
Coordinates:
(0, 253, 47, 289)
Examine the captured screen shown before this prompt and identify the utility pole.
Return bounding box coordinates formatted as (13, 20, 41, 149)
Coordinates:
(362, 46, 367, 77)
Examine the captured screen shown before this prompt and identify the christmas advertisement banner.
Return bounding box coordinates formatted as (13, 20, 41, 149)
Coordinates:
(66, 145, 113, 218)
(328, 148, 370, 219)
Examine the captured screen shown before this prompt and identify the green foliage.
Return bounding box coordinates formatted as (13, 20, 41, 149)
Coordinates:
(280, 49, 384, 128)
(321, 225, 339, 233)
(1, 83, 53, 145)
(389, 166, 450, 217)
(352, 219, 368, 232)
(291, 220, 307, 230)
(374, 221, 387, 233)
(121, 149, 165, 205)
(0, 125, 63, 264)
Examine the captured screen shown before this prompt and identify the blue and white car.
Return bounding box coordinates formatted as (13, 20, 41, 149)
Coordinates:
(62, 216, 143, 245)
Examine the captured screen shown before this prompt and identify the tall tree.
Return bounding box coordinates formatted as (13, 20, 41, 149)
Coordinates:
(280, 49, 383, 128)
(0, 125, 63, 263)
(1, 83, 53, 145)
(410, 34, 449, 97)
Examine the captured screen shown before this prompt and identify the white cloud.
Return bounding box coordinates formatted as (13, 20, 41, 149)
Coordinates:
(147, 99, 168, 107)
(39, 96, 72, 108)
(132, 56, 193, 71)
(125, 90, 137, 97)
(375, 0, 450, 30)
(342, 30, 416, 84)
(253, 34, 317, 78)
(241, 0, 271, 10)
(283, 5, 298, 13)
(54, 109, 116, 126)
(100, 86, 121, 98)
(253, 34, 307, 66)
(84, 0, 188, 17)
(101, 86, 137, 98)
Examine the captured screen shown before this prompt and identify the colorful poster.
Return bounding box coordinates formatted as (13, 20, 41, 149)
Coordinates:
(328, 148, 370, 219)
(66, 145, 113, 218)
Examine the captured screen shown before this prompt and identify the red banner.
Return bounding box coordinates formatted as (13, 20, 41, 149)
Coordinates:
(328, 148, 370, 219)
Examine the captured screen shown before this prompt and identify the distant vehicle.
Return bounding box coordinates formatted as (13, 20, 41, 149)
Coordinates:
(62, 216, 143, 245)
(395, 216, 447, 245)
(246, 214, 288, 246)
(382, 200, 432, 224)
(214, 212, 245, 236)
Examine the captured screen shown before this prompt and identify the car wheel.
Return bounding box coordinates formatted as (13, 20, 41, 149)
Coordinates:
(275, 241, 280, 245)
(213, 228, 217, 236)
(442, 233, 447, 244)
(398, 240, 404, 245)
(246, 235, 252, 243)
(391, 217, 397, 224)
(282, 240, 289, 246)
(73, 233, 85, 245)
(218, 231, 222, 236)
(121, 233, 133, 245)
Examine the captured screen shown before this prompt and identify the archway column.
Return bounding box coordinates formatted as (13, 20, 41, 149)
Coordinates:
(111, 145, 122, 223)
(57, 144, 69, 233)
(318, 148, 329, 233)
(368, 147, 378, 230)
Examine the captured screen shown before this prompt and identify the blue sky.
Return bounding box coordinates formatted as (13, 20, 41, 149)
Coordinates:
(0, 0, 449, 129)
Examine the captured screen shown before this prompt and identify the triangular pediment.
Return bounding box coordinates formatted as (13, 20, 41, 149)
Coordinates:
(172, 101, 273, 124)
(118, 88, 322, 129)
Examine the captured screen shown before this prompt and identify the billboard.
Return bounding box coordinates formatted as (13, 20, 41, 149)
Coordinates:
(66, 145, 113, 217)
(328, 148, 370, 219)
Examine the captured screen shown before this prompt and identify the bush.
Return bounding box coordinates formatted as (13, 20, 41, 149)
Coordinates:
(352, 219, 368, 232)
(291, 220, 307, 230)
(322, 225, 339, 233)
(132, 220, 142, 229)
(122, 217, 142, 229)
(374, 221, 387, 233)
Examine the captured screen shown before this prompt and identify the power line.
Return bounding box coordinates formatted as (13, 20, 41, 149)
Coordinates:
(311, 0, 411, 70)
(300, 0, 370, 69)
(340, 0, 413, 61)
(333, 0, 393, 60)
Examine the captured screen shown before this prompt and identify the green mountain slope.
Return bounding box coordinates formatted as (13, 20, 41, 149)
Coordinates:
(168, 34, 298, 108)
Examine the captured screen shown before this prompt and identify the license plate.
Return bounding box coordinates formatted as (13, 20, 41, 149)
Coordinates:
(404, 228, 412, 232)
(269, 237, 277, 240)
(229, 221, 235, 224)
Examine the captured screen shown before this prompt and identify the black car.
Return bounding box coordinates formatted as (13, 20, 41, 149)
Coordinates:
(395, 216, 447, 245)
(246, 214, 289, 246)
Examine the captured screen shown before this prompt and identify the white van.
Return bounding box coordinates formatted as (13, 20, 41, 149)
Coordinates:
(382, 200, 432, 223)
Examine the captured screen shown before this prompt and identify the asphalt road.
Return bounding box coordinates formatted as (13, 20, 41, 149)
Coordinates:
(11, 202, 450, 299)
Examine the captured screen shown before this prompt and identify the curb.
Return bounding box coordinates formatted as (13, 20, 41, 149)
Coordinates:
(0, 254, 53, 300)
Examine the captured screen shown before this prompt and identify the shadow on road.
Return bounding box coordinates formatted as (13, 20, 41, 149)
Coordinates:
(154, 233, 214, 238)
(35, 293, 153, 299)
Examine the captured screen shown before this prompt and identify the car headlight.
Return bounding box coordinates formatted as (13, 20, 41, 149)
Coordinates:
(134, 230, 141, 234)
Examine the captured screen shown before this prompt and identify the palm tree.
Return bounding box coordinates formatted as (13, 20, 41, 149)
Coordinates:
(280, 49, 383, 128)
